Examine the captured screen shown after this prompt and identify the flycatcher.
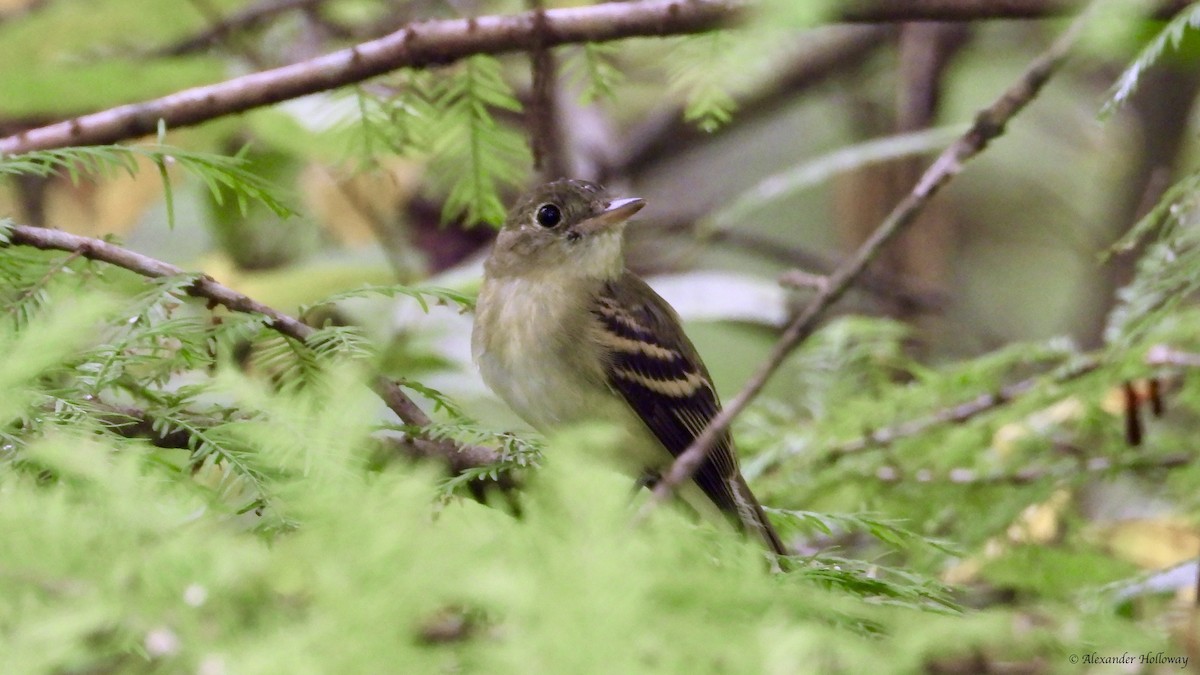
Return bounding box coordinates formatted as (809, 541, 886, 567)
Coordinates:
(472, 179, 786, 556)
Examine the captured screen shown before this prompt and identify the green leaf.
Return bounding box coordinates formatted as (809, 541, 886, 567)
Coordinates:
(427, 55, 531, 227)
(1102, 2, 1200, 115)
(670, 33, 739, 133)
(0, 143, 294, 224)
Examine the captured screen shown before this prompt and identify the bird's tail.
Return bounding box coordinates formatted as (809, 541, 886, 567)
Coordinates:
(728, 474, 787, 557)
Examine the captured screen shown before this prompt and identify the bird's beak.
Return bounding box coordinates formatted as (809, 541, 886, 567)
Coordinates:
(574, 197, 645, 236)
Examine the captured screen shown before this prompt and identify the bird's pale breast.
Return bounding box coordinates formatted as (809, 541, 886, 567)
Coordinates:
(472, 276, 666, 473)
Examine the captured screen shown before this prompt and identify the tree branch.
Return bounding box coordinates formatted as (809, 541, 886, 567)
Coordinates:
(871, 451, 1193, 485)
(839, 0, 1192, 22)
(0, 0, 739, 156)
(644, 12, 1087, 510)
(5, 0, 1192, 157)
(2, 223, 501, 470)
(821, 356, 1101, 463)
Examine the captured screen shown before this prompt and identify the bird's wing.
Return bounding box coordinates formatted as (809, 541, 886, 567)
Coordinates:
(590, 273, 747, 514)
(592, 274, 786, 555)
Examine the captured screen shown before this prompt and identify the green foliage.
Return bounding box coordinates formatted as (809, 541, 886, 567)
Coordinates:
(1, 255, 1176, 670)
(772, 509, 962, 557)
(427, 55, 532, 227)
(1104, 170, 1200, 348)
(0, 306, 1153, 672)
(1103, 2, 1200, 114)
(669, 33, 740, 133)
(0, 143, 294, 225)
(302, 283, 476, 315)
(572, 43, 626, 104)
(666, 0, 832, 132)
(342, 75, 441, 165)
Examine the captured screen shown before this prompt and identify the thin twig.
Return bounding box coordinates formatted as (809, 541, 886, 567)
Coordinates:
(871, 452, 1192, 485)
(838, 0, 1192, 22)
(2, 223, 501, 469)
(644, 13, 1088, 510)
(821, 356, 1101, 463)
(83, 395, 507, 478)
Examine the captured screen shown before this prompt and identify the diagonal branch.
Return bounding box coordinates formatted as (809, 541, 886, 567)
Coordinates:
(2, 223, 501, 470)
(645, 13, 1089, 510)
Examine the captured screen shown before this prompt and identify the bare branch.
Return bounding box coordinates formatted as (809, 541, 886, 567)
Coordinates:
(822, 356, 1100, 463)
(2, 223, 501, 469)
(871, 451, 1192, 485)
(645, 12, 1087, 510)
(839, 0, 1193, 22)
(0, 0, 740, 156)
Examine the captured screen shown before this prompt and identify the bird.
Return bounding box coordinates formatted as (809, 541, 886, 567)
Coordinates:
(472, 178, 786, 556)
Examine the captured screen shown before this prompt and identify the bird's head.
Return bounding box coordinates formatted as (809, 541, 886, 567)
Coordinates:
(485, 179, 645, 280)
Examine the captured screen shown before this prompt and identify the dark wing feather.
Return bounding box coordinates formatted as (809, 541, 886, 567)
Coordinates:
(592, 273, 786, 555)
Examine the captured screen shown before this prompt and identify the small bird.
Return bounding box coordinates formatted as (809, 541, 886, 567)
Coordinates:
(472, 179, 786, 556)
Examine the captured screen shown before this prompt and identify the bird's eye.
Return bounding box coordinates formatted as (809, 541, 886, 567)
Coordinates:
(535, 203, 562, 228)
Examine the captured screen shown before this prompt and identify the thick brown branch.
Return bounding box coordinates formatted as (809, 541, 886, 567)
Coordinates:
(2, 223, 500, 469)
(0, 0, 739, 156)
(645, 13, 1087, 510)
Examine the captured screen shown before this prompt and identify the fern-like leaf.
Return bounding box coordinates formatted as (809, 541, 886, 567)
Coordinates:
(301, 284, 475, 316)
(669, 33, 740, 133)
(427, 55, 530, 227)
(0, 144, 294, 226)
(1102, 2, 1200, 115)
(572, 43, 625, 104)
